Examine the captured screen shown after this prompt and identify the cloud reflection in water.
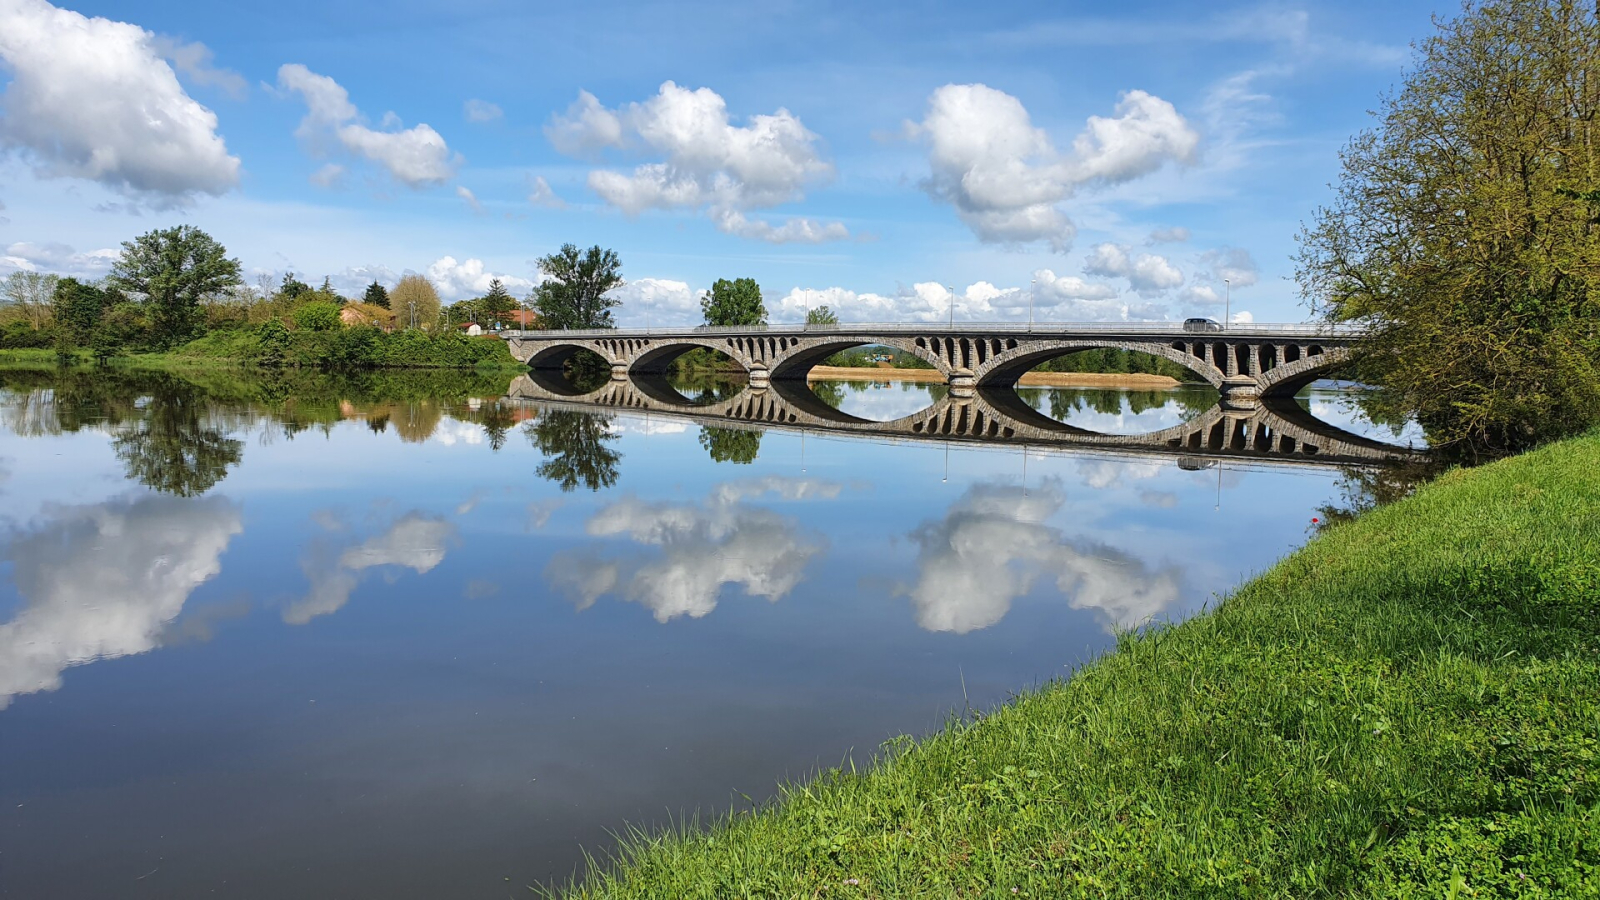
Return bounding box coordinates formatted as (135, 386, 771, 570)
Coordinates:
(0, 494, 243, 708)
(903, 479, 1181, 634)
(285, 513, 456, 624)
(546, 477, 839, 622)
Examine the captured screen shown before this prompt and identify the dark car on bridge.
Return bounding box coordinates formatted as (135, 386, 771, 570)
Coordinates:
(1183, 317, 1223, 333)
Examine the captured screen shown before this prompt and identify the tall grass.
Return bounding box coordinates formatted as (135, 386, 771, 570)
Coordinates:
(557, 433, 1600, 898)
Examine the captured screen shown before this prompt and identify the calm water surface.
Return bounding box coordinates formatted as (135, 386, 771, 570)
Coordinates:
(0, 368, 1409, 898)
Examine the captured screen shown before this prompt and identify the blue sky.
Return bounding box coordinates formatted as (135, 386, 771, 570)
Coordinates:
(0, 0, 1443, 324)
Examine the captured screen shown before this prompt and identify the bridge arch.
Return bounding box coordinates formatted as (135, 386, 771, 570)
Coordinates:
(518, 340, 615, 371)
(767, 336, 948, 381)
(974, 340, 1225, 389)
(628, 338, 754, 377)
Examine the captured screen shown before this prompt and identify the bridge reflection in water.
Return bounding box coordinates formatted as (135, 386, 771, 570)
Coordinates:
(507, 371, 1423, 468)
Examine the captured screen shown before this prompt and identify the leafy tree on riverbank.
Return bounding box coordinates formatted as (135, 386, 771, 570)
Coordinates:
(701, 277, 766, 327)
(1297, 0, 1600, 454)
(531, 244, 623, 330)
(806, 305, 839, 326)
(51, 278, 109, 333)
(108, 226, 242, 347)
(391, 275, 441, 329)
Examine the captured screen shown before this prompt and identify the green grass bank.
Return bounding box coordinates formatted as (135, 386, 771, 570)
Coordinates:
(561, 434, 1600, 898)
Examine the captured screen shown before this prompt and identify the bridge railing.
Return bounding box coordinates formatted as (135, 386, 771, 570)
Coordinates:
(501, 321, 1367, 340)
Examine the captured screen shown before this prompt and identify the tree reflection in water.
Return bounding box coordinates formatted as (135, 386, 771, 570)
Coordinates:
(525, 410, 622, 492)
(698, 426, 761, 464)
(111, 380, 244, 497)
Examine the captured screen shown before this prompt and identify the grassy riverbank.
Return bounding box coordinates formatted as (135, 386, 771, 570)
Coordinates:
(0, 327, 529, 371)
(561, 433, 1600, 898)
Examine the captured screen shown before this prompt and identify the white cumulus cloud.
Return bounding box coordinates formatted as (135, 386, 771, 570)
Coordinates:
(278, 63, 458, 188)
(910, 84, 1196, 251)
(547, 81, 848, 243)
(0, 0, 241, 203)
(1083, 243, 1184, 296)
(0, 241, 118, 277)
(424, 256, 535, 300)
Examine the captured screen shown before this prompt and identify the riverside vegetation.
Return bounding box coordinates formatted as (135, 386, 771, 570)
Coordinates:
(558, 429, 1600, 899)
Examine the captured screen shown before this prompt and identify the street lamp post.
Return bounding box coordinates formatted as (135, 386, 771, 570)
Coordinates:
(946, 284, 956, 327)
(1223, 278, 1231, 330)
(1028, 277, 1036, 331)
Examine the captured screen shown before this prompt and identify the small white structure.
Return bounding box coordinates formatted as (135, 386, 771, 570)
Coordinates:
(466, 323, 483, 336)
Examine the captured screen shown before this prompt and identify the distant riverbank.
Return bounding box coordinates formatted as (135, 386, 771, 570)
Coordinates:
(805, 365, 1183, 389)
(555, 431, 1600, 897)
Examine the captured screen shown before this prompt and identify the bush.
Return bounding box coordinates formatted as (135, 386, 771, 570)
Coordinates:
(0, 322, 52, 349)
(171, 322, 519, 370)
(292, 301, 342, 332)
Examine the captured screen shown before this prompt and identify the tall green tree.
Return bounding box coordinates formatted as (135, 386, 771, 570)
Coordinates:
(701, 277, 766, 326)
(363, 281, 391, 309)
(531, 244, 623, 330)
(1296, 0, 1600, 454)
(391, 275, 442, 329)
(806, 304, 840, 326)
(51, 278, 108, 333)
(108, 226, 242, 345)
(480, 277, 516, 325)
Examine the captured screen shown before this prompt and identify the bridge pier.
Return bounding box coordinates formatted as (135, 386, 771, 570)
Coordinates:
(748, 364, 771, 389)
(948, 368, 975, 398)
(1219, 376, 1261, 409)
(610, 362, 629, 380)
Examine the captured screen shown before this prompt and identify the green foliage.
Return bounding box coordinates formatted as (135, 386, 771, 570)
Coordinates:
(1297, 0, 1600, 454)
(822, 345, 935, 369)
(362, 280, 391, 309)
(700, 277, 766, 327)
(279, 272, 311, 301)
(532, 244, 623, 330)
(0, 321, 53, 349)
(806, 304, 840, 326)
(1035, 348, 1199, 380)
(697, 426, 761, 464)
(108, 225, 242, 346)
(526, 409, 621, 491)
(480, 277, 516, 324)
(557, 430, 1600, 899)
(292, 301, 342, 332)
(391, 274, 442, 329)
(51, 277, 108, 333)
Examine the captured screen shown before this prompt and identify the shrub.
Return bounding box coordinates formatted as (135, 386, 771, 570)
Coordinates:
(292, 301, 342, 332)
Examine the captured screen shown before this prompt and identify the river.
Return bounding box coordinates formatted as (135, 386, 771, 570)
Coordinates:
(0, 366, 1421, 898)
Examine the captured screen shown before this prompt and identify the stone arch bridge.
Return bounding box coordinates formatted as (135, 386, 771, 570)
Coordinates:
(504, 322, 1364, 404)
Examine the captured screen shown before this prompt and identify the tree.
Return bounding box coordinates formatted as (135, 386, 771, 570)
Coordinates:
(52, 277, 107, 333)
(391, 274, 441, 329)
(806, 304, 840, 326)
(363, 281, 391, 309)
(279, 272, 311, 301)
(531, 244, 623, 329)
(2, 271, 59, 329)
(698, 426, 762, 464)
(701, 277, 766, 326)
(480, 277, 515, 325)
(1296, 0, 1600, 454)
(526, 410, 621, 491)
(108, 226, 242, 345)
